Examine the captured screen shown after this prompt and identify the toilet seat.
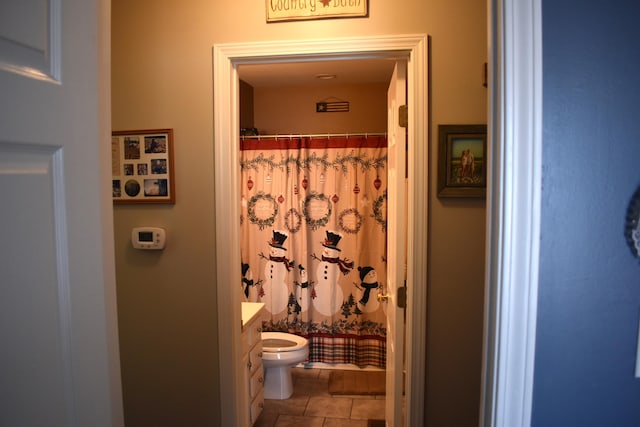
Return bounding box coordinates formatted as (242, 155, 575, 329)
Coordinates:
(262, 332, 308, 352)
(261, 332, 309, 399)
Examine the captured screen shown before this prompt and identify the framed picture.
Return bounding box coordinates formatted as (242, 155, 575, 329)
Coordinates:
(111, 129, 175, 204)
(437, 124, 487, 198)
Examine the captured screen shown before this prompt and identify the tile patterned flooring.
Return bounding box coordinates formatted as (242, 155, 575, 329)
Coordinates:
(254, 367, 385, 427)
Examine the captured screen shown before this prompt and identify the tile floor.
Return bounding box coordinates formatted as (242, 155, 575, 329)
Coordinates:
(254, 367, 386, 427)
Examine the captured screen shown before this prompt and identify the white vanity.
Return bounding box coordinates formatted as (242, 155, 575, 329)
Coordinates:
(241, 302, 265, 426)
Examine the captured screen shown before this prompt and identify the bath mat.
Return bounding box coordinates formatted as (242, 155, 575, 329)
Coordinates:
(328, 370, 386, 395)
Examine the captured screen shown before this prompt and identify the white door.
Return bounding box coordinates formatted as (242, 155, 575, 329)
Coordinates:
(0, 1, 123, 426)
(385, 61, 407, 426)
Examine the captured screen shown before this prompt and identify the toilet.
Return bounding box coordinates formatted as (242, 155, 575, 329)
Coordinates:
(261, 332, 309, 399)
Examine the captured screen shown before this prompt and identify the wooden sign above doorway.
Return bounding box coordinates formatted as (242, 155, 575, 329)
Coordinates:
(266, 0, 368, 23)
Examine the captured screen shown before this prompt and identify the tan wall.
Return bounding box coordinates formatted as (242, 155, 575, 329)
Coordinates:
(240, 80, 255, 129)
(111, 0, 487, 426)
(253, 83, 387, 134)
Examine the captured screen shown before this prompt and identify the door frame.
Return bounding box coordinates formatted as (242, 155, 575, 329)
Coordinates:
(213, 34, 429, 426)
(481, 0, 542, 426)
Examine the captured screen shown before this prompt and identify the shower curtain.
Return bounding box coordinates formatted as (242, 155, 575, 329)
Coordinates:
(240, 135, 388, 369)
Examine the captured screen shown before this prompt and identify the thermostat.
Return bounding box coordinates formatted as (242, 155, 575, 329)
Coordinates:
(131, 227, 166, 250)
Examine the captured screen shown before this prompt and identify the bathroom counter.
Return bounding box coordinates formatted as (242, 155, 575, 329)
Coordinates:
(241, 302, 264, 330)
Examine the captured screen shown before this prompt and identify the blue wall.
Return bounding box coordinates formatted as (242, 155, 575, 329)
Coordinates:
(534, 1, 640, 425)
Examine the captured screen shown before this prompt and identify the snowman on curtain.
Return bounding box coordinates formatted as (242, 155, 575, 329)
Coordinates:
(262, 230, 293, 314)
(356, 265, 380, 313)
(313, 230, 354, 316)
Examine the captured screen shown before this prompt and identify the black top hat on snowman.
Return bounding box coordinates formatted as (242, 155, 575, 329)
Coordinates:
(268, 230, 288, 250)
(322, 230, 343, 252)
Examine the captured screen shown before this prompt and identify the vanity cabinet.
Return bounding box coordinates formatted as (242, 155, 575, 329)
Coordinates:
(241, 303, 265, 426)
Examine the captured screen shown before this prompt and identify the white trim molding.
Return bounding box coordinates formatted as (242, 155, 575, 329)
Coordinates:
(481, 0, 543, 426)
(213, 34, 428, 427)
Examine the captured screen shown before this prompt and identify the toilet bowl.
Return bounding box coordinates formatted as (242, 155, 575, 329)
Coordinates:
(261, 332, 309, 399)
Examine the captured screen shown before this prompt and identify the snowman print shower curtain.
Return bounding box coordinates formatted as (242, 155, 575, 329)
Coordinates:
(240, 135, 388, 369)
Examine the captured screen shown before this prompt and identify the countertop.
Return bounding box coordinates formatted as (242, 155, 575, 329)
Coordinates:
(241, 302, 264, 329)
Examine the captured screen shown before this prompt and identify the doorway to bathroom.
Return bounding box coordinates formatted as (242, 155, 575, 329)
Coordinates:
(213, 35, 428, 426)
(237, 60, 395, 374)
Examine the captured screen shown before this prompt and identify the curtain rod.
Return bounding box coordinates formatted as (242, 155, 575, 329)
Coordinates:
(240, 132, 387, 139)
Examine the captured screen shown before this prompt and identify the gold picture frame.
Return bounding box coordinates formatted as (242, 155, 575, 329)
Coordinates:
(111, 129, 175, 204)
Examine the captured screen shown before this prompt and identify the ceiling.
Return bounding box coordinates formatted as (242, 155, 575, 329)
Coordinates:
(238, 58, 397, 88)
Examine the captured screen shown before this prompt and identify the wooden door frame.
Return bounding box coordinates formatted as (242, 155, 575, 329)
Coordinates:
(213, 34, 429, 426)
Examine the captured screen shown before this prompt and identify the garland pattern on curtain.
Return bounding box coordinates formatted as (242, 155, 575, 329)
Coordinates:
(240, 135, 388, 368)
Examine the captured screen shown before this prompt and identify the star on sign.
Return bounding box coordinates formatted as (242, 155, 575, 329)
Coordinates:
(320, 0, 331, 6)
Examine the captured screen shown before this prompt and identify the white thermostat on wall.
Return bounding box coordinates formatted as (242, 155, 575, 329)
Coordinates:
(131, 227, 166, 250)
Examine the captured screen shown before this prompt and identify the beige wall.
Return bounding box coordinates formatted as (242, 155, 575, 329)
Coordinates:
(253, 83, 387, 134)
(112, 1, 486, 426)
(240, 80, 255, 129)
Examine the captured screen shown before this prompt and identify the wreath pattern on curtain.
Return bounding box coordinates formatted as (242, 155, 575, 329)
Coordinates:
(240, 135, 388, 368)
